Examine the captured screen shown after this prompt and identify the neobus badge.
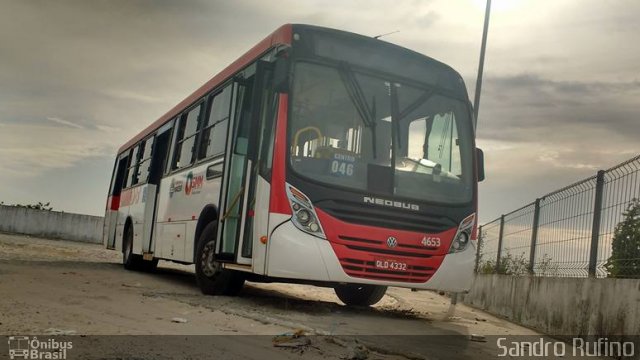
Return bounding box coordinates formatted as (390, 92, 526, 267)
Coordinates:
(363, 196, 420, 211)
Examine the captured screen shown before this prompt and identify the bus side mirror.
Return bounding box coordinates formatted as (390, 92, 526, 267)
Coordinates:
(476, 148, 485, 182)
(273, 54, 290, 93)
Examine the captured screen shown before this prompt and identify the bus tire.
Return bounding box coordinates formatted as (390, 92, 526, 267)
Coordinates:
(195, 222, 245, 296)
(123, 223, 144, 271)
(141, 258, 159, 272)
(334, 284, 387, 307)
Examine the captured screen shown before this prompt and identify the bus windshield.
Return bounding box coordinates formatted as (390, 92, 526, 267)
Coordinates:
(289, 61, 473, 204)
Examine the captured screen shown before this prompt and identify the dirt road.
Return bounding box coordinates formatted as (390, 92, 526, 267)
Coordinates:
(0, 233, 541, 359)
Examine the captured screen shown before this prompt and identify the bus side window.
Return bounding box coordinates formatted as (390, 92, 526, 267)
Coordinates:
(235, 79, 253, 156)
(110, 154, 129, 197)
(257, 92, 278, 179)
(124, 144, 142, 188)
(173, 103, 203, 169)
(137, 136, 154, 184)
(199, 85, 232, 160)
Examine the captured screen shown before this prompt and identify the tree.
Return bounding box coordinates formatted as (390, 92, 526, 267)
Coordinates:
(605, 198, 640, 278)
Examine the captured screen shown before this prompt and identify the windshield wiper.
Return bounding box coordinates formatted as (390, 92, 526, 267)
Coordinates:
(338, 62, 378, 158)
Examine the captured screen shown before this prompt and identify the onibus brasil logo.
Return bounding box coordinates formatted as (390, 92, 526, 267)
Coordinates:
(8, 336, 72, 359)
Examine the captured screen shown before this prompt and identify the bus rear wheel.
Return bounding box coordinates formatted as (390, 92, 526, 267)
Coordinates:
(123, 224, 157, 271)
(334, 284, 387, 307)
(123, 224, 143, 270)
(195, 223, 245, 296)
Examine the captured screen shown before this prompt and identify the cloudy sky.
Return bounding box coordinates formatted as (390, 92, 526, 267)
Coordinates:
(1, 0, 638, 222)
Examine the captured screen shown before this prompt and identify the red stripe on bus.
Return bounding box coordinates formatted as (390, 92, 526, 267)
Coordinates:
(109, 195, 120, 211)
(269, 94, 292, 215)
(118, 24, 293, 154)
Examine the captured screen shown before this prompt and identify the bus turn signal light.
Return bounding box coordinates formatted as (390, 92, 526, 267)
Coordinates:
(260, 236, 268, 244)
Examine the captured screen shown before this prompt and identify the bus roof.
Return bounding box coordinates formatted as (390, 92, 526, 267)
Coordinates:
(117, 24, 468, 154)
(117, 24, 293, 154)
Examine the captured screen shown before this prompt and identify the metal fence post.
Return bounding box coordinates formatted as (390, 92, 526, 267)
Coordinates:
(474, 225, 483, 273)
(528, 198, 541, 274)
(588, 170, 605, 277)
(495, 215, 505, 272)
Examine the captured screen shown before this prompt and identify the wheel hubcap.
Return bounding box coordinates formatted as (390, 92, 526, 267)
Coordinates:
(200, 241, 220, 278)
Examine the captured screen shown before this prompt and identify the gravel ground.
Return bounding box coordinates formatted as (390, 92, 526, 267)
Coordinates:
(0, 232, 563, 360)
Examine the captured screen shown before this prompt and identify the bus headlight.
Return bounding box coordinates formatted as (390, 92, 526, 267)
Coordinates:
(285, 183, 326, 239)
(296, 209, 311, 225)
(449, 213, 475, 253)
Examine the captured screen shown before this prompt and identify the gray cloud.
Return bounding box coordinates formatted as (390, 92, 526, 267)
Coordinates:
(46, 117, 84, 129)
(476, 74, 640, 145)
(473, 71, 639, 219)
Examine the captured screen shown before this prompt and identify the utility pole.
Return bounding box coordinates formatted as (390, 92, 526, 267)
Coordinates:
(473, 0, 492, 131)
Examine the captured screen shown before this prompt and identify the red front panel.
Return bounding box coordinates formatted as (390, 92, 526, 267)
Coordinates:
(269, 94, 292, 215)
(316, 209, 457, 283)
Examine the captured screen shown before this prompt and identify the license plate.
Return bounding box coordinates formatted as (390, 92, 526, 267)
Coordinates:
(374, 258, 407, 271)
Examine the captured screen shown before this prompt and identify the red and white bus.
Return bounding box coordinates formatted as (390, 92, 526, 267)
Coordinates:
(103, 24, 485, 306)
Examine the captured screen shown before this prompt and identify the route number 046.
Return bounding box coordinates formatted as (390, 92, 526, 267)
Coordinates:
(331, 160, 354, 176)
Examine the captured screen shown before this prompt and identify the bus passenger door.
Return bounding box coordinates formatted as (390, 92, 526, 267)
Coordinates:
(218, 61, 273, 265)
(144, 122, 173, 255)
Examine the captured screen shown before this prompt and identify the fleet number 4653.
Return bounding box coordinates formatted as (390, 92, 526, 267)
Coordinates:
(421, 237, 440, 247)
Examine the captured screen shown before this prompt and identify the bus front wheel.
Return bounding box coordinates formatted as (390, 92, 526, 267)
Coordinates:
(195, 223, 245, 296)
(334, 284, 387, 307)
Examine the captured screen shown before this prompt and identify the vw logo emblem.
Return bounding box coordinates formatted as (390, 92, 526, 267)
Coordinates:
(386, 236, 398, 248)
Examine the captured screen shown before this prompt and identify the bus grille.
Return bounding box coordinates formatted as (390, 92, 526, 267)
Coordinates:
(335, 235, 438, 283)
(314, 207, 452, 284)
(339, 235, 434, 258)
(316, 200, 455, 234)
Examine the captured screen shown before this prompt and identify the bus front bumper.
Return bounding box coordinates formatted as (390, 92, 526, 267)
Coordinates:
(266, 220, 475, 292)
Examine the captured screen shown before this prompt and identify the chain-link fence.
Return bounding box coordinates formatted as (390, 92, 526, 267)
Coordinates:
(476, 154, 640, 278)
